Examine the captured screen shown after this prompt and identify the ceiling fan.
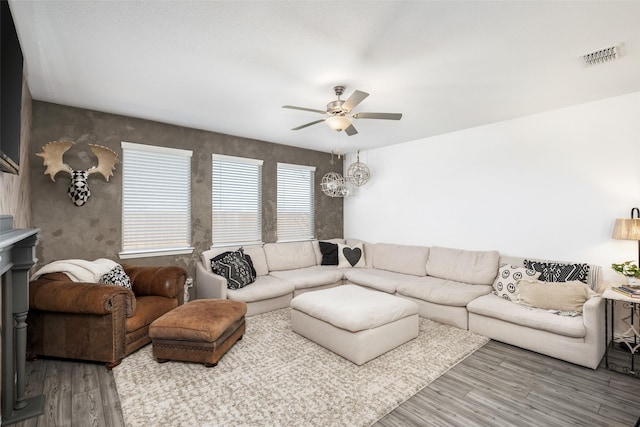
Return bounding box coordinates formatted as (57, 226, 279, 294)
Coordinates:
(282, 86, 402, 136)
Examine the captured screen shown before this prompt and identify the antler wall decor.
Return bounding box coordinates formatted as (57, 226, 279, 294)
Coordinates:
(36, 140, 119, 206)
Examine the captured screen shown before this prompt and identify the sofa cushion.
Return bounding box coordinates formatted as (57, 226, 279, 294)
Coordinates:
(373, 243, 429, 276)
(517, 279, 598, 313)
(467, 293, 586, 338)
(201, 245, 268, 276)
(269, 266, 343, 290)
(523, 260, 590, 284)
(226, 275, 294, 303)
(343, 268, 417, 294)
(493, 264, 540, 301)
(397, 276, 493, 307)
(98, 264, 132, 289)
(318, 241, 339, 265)
(242, 246, 269, 276)
(338, 242, 366, 268)
(126, 295, 178, 333)
(346, 239, 375, 267)
(426, 246, 500, 285)
(211, 249, 256, 290)
(264, 241, 317, 272)
(312, 239, 345, 265)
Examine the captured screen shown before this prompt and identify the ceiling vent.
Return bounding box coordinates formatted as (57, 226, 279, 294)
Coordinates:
(582, 44, 621, 66)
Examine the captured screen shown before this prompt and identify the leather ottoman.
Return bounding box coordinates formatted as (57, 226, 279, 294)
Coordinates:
(149, 299, 246, 367)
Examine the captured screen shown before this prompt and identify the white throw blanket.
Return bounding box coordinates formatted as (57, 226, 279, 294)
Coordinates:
(31, 258, 118, 283)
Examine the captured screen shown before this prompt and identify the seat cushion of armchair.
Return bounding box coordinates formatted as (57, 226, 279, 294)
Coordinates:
(269, 266, 343, 290)
(343, 268, 418, 294)
(227, 275, 295, 303)
(125, 295, 179, 333)
(467, 293, 586, 338)
(396, 276, 493, 307)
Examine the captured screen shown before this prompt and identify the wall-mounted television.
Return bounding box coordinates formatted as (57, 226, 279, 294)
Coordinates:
(0, 0, 23, 175)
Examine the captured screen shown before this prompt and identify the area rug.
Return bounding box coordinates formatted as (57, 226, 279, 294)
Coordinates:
(113, 308, 488, 427)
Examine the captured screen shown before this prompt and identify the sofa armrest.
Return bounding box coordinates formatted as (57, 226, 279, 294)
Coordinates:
(29, 275, 136, 316)
(583, 296, 606, 360)
(195, 261, 228, 300)
(124, 265, 188, 304)
(583, 296, 604, 329)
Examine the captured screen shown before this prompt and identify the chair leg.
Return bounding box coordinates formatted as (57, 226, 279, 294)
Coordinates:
(106, 360, 122, 370)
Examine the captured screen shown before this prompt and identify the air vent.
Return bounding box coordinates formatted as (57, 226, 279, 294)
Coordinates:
(582, 45, 620, 66)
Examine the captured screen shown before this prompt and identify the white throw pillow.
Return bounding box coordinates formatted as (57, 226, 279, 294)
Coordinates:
(493, 264, 540, 301)
(337, 242, 366, 268)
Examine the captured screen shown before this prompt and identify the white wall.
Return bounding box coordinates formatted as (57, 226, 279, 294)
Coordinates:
(344, 91, 640, 274)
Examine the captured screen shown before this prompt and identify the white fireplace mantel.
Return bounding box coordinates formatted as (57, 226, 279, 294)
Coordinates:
(0, 215, 43, 425)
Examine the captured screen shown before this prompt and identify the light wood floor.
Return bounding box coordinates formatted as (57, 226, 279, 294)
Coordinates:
(7, 340, 640, 427)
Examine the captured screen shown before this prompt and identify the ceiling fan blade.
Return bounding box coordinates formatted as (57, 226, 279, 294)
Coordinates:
(291, 119, 325, 131)
(353, 112, 403, 120)
(342, 90, 369, 111)
(282, 105, 327, 115)
(344, 124, 358, 136)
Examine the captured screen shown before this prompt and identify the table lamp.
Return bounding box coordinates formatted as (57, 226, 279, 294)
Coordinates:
(612, 207, 640, 263)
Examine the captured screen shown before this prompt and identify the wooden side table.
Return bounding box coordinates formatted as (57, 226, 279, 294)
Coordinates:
(603, 287, 640, 377)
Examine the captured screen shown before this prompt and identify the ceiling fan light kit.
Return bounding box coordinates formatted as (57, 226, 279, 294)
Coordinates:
(326, 115, 353, 131)
(283, 86, 402, 136)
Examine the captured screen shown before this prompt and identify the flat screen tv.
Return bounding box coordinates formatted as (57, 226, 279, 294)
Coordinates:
(0, 0, 23, 175)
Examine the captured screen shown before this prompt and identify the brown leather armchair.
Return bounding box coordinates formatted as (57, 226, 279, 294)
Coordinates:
(27, 264, 187, 368)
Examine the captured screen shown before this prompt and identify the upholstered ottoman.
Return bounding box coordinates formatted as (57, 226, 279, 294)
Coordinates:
(149, 299, 246, 367)
(290, 284, 419, 365)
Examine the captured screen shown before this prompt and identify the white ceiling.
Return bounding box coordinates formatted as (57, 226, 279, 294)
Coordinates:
(9, 1, 640, 154)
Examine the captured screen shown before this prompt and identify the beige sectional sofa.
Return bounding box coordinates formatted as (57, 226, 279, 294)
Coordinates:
(195, 239, 605, 369)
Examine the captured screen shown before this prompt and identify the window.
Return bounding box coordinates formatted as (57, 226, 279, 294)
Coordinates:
(277, 163, 315, 242)
(212, 154, 263, 246)
(120, 142, 193, 258)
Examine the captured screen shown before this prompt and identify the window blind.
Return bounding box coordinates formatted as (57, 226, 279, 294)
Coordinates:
(277, 163, 315, 242)
(212, 154, 263, 246)
(120, 142, 193, 257)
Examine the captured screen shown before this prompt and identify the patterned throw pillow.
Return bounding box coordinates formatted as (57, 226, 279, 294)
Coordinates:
(493, 264, 540, 301)
(523, 260, 590, 284)
(211, 248, 256, 290)
(337, 242, 366, 268)
(98, 264, 132, 289)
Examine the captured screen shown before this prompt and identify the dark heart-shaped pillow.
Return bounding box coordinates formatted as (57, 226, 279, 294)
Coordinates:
(337, 242, 366, 268)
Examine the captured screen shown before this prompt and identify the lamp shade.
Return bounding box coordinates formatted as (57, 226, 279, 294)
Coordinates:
(612, 218, 640, 240)
(326, 115, 352, 131)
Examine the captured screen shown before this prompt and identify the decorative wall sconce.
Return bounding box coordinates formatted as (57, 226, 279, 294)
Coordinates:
(36, 140, 119, 207)
(346, 149, 370, 186)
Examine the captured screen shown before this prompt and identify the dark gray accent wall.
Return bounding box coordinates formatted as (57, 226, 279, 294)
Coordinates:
(30, 101, 343, 284)
(0, 78, 32, 228)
